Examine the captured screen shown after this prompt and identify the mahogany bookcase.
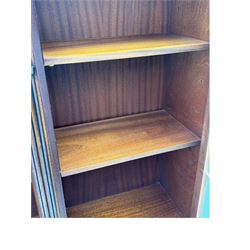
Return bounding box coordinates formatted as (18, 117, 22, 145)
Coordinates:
(31, 0, 209, 218)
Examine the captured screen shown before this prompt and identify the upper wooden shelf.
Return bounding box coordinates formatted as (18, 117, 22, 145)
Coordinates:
(55, 110, 200, 177)
(42, 34, 209, 66)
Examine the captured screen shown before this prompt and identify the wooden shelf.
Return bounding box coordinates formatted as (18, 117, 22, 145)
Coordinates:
(67, 184, 183, 218)
(55, 110, 200, 177)
(42, 34, 209, 66)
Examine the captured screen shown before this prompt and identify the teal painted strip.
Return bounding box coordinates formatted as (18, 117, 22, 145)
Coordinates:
(199, 174, 210, 218)
(199, 161, 210, 218)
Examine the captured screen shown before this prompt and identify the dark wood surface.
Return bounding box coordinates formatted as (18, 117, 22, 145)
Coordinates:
(46, 56, 166, 128)
(164, 51, 209, 137)
(56, 110, 200, 177)
(42, 34, 208, 66)
(159, 147, 200, 217)
(165, 0, 209, 136)
(35, 0, 169, 42)
(169, 0, 209, 41)
(165, 0, 209, 134)
(62, 156, 159, 207)
(31, 183, 38, 218)
(161, 52, 209, 216)
(159, 0, 209, 217)
(33, 0, 210, 217)
(67, 184, 183, 218)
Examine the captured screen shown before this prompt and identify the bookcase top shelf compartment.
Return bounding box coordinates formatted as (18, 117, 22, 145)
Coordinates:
(55, 110, 200, 177)
(42, 34, 209, 66)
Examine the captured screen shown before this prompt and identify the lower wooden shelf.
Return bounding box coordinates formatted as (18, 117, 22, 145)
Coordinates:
(67, 184, 183, 218)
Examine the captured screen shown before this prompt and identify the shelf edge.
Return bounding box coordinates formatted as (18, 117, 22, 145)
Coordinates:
(44, 43, 209, 66)
(60, 140, 200, 177)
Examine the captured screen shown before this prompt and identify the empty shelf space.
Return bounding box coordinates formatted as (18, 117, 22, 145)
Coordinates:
(42, 34, 209, 66)
(67, 184, 183, 218)
(55, 110, 200, 177)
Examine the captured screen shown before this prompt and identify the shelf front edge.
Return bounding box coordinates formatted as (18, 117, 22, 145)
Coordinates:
(44, 44, 209, 66)
(60, 140, 200, 177)
(43, 35, 209, 66)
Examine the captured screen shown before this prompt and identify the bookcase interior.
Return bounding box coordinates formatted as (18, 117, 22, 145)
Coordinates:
(33, 0, 209, 218)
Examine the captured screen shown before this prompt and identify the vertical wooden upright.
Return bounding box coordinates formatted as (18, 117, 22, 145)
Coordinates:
(31, 1, 67, 218)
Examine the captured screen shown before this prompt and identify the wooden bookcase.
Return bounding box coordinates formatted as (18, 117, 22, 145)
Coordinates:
(31, 0, 209, 218)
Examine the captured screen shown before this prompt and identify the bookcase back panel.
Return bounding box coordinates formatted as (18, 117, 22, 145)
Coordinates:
(46, 56, 166, 128)
(62, 156, 159, 207)
(35, 0, 169, 43)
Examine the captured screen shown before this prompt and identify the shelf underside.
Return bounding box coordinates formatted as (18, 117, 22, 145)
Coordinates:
(55, 110, 200, 177)
(42, 34, 209, 66)
(67, 184, 183, 218)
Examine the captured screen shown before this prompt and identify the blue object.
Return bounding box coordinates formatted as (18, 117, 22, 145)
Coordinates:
(198, 154, 210, 218)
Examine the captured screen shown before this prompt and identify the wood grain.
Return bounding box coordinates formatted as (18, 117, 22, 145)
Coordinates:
(62, 156, 159, 207)
(164, 51, 209, 137)
(46, 56, 166, 128)
(42, 35, 208, 66)
(55, 110, 200, 177)
(162, 48, 208, 217)
(33, 0, 210, 218)
(158, 0, 209, 217)
(35, 0, 168, 42)
(159, 147, 200, 217)
(67, 184, 183, 218)
(169, 0, 209, 41)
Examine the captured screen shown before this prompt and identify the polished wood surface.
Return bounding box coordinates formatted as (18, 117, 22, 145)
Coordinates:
(33, 0, 210, 218)
(46, 56, 166, 128)
(35, 0, 169, 42)
(67, 184, 183, 218)
(56, 110, 200, 177)
(62, 156, 159, 207)
(42, 35, 208, 66)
